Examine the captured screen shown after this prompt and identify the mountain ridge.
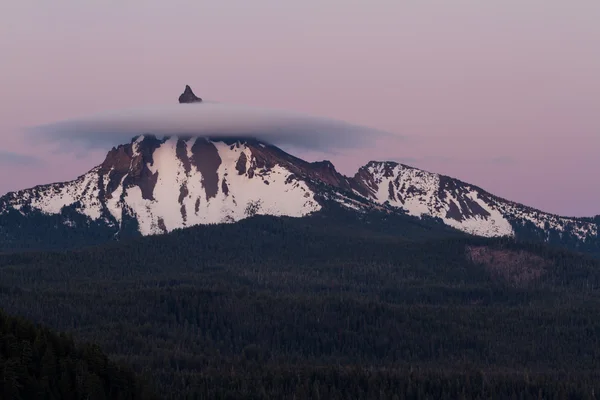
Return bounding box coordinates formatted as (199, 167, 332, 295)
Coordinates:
(0, 134, 598, 255)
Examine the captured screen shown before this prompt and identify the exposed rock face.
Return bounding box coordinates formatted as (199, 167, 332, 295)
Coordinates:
(190, 139, 222, 200)
(178, 85, 202, 103)
(467, 245, 548, 287)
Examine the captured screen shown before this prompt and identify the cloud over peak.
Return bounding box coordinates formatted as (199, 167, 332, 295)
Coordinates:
(28, 102, 398, 153)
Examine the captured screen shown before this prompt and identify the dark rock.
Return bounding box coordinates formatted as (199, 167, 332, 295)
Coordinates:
(178, 85, 203, 103)
(190, 139, 222, 199)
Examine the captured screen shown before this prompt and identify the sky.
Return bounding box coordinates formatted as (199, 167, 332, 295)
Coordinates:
(1, 0, 599, 217)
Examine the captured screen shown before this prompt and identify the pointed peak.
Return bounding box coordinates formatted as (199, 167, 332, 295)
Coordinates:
(178, 85, 203, 103)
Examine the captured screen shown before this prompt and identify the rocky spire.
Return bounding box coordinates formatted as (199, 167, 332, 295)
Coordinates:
(178, 85, 203, 103)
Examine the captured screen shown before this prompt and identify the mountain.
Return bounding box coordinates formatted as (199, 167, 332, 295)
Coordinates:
(0, 134, 598, 254)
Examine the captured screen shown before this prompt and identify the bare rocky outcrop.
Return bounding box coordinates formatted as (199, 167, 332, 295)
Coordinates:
(466, 245, 548, 287)
(99, 136, 162, 200)
(190, 139, 222, 200)
(178, 85, 202, 103)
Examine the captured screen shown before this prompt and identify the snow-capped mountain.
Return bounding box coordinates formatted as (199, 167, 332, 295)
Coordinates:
(1, 136, 327, 236)
(0, 134, 598, 254)
(352, 161, 597, 241)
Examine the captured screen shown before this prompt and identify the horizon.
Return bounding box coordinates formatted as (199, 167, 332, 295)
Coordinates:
(2, 1, 599, 217)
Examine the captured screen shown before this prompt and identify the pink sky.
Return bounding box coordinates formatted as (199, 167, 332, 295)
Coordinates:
(1, 1, 599, 216)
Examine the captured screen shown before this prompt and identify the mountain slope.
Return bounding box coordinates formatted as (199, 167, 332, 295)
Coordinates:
(1, 136, 328, 236)
(0, 308, 157, 399)
(354, 161, 597, 241)
(2, 214, 600, 398)
(0, 134, 598, 254)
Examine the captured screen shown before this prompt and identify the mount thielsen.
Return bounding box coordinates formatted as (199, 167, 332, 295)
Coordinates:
(0, 85, 598, 252)
(1, 134, 599, 254)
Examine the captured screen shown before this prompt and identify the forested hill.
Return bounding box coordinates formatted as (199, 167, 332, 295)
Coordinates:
(0, 309, 158, 399)
(2, 202, 600, 261)
(0, 204, 464, 253)
(2, 213, 600, 398)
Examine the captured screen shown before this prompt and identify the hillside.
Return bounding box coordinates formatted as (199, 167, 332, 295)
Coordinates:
(2, 215, 600, 398)
(0, 309, 157, 399)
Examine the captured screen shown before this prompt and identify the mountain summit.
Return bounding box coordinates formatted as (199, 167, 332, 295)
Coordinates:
(0, 134, 598, 254)
(178, 85, 202, 103)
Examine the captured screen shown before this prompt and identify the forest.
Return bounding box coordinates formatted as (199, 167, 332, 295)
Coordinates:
(0, 309, 157, 399)
(2, 212, 600, 398)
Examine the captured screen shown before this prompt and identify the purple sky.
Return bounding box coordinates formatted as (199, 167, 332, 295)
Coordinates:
(1, 1, 599, 216)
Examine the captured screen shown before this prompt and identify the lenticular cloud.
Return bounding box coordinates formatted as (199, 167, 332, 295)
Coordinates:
(29, 102, 395, 152)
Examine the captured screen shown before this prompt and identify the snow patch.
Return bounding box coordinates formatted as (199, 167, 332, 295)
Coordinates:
(365, 163, 514, 237)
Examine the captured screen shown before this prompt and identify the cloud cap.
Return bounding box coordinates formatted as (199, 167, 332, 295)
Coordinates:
(28, 101, 397, 152)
